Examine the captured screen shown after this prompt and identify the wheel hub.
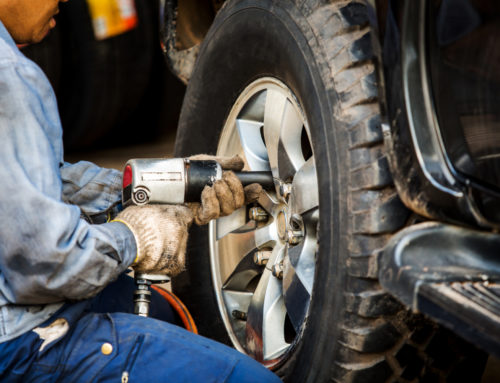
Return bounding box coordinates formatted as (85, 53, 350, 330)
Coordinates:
(277, 207, 304, 247)
(276, 209, 288, 241)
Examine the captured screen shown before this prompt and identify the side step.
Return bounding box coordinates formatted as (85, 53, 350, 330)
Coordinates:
(380, 222, 500, 357)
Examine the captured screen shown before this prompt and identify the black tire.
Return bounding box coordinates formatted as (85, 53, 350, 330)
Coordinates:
(173, 1, 486, 381)
(57, 0, 157, 149)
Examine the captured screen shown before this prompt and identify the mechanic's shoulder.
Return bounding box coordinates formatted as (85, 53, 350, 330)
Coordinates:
(0, 39, 46, 85)
(0, 33, 38, 70)
(0, 21, 28, 65)
(0, 35, 18, 65)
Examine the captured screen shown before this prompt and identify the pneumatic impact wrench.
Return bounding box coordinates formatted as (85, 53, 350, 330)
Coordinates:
(122, 158, 274, 317)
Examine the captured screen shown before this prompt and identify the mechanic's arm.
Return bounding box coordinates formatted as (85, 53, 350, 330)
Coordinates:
(0, 59, 135, 305)
(60, 161, 123, 223)
(0, 59, 251, 305)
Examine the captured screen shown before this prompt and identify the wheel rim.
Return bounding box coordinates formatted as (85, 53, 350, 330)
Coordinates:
(209, 77, 319, 366)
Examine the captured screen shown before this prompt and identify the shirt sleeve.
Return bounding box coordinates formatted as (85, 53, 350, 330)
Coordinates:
(60, 161, 123, 223)
(0, 55, 136, 305)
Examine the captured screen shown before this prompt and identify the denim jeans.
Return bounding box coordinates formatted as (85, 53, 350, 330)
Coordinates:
(0, 275, 280, 382)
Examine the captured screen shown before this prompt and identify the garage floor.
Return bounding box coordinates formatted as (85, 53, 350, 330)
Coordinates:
(65, 130, 176, 171)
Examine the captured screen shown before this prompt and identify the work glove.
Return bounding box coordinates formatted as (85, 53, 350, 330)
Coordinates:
(114, 205, 193, 276)
(188, 154, 263, 225)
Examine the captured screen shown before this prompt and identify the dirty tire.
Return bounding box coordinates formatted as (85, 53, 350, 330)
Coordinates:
(173, 0, 486, 382)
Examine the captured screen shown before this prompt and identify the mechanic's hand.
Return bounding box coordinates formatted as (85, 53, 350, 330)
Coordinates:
(188, 154, 263, 225)
(190, 172, 263, 226)
(114, 205, 194, 276)
(188, 154, 245, 171)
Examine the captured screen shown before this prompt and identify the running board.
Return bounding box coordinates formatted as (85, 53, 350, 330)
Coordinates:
(380, 222, 500, 357)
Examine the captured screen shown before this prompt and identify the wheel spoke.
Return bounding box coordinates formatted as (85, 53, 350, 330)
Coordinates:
(216, 207, 256, 240)
(287, 208, 319, 294)
(262, 276, 289, 360)
(246, 246, 288, 361)
(221, 289, 253, 317)
(263, 88, 287, 179)
(278, 101, 305, 180)
(290, 156, 319, 214)
(257, 190, 279, 215)
(286, 240, 315, 295)
(283, 253, 311, 332)
(277, 141, 297, 182)
(221, 289, 253, 345)
(217, 225, 277, 284)
(238, 88, 266, 122)
(254, 224, 278, 249)
(217, 231, 256, 284)
(283, 207, 318, 331)
(216, 191, 279, 242)
(283, 232, 317, 331)
(236, 119, 270, 171)
(222, 251, 262, 290)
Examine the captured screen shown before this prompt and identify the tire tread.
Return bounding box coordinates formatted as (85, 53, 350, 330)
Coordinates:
(304, 1, 482, 382)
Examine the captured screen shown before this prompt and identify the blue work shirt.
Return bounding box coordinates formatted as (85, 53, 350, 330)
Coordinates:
(0, 21, 136, 342)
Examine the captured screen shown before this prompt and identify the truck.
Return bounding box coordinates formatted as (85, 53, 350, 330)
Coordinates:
(163, 0, 500, 381)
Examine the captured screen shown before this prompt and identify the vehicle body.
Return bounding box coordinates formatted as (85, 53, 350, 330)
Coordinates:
(164, 0, 500, 381)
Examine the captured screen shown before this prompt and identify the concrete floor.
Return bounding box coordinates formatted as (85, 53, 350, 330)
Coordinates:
(483, 357, 500, 383)
(65, 130, 176, 171)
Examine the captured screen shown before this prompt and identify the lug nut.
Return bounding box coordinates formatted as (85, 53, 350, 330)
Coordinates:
(286, 229, 304, 245)
(249, 207, 268, 222)
(232, 310, 248, 321)
(279, 183, 292, 200)
(272, 262, 284, 279)
(254, 250, 271, 266)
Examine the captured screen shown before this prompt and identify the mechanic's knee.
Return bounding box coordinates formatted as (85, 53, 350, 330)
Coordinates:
(226, 357, 281, 382)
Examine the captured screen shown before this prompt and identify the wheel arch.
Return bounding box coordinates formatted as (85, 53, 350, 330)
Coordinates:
(160, 0, 221, 84)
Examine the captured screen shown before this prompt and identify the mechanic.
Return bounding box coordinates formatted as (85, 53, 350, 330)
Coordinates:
(0, 0, 279, 381)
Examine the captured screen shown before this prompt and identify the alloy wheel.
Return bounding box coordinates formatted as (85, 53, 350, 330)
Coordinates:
(209, 77, 320, 366)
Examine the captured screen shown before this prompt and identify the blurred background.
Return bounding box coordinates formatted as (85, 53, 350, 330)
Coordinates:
(22, 0, 184, 169)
